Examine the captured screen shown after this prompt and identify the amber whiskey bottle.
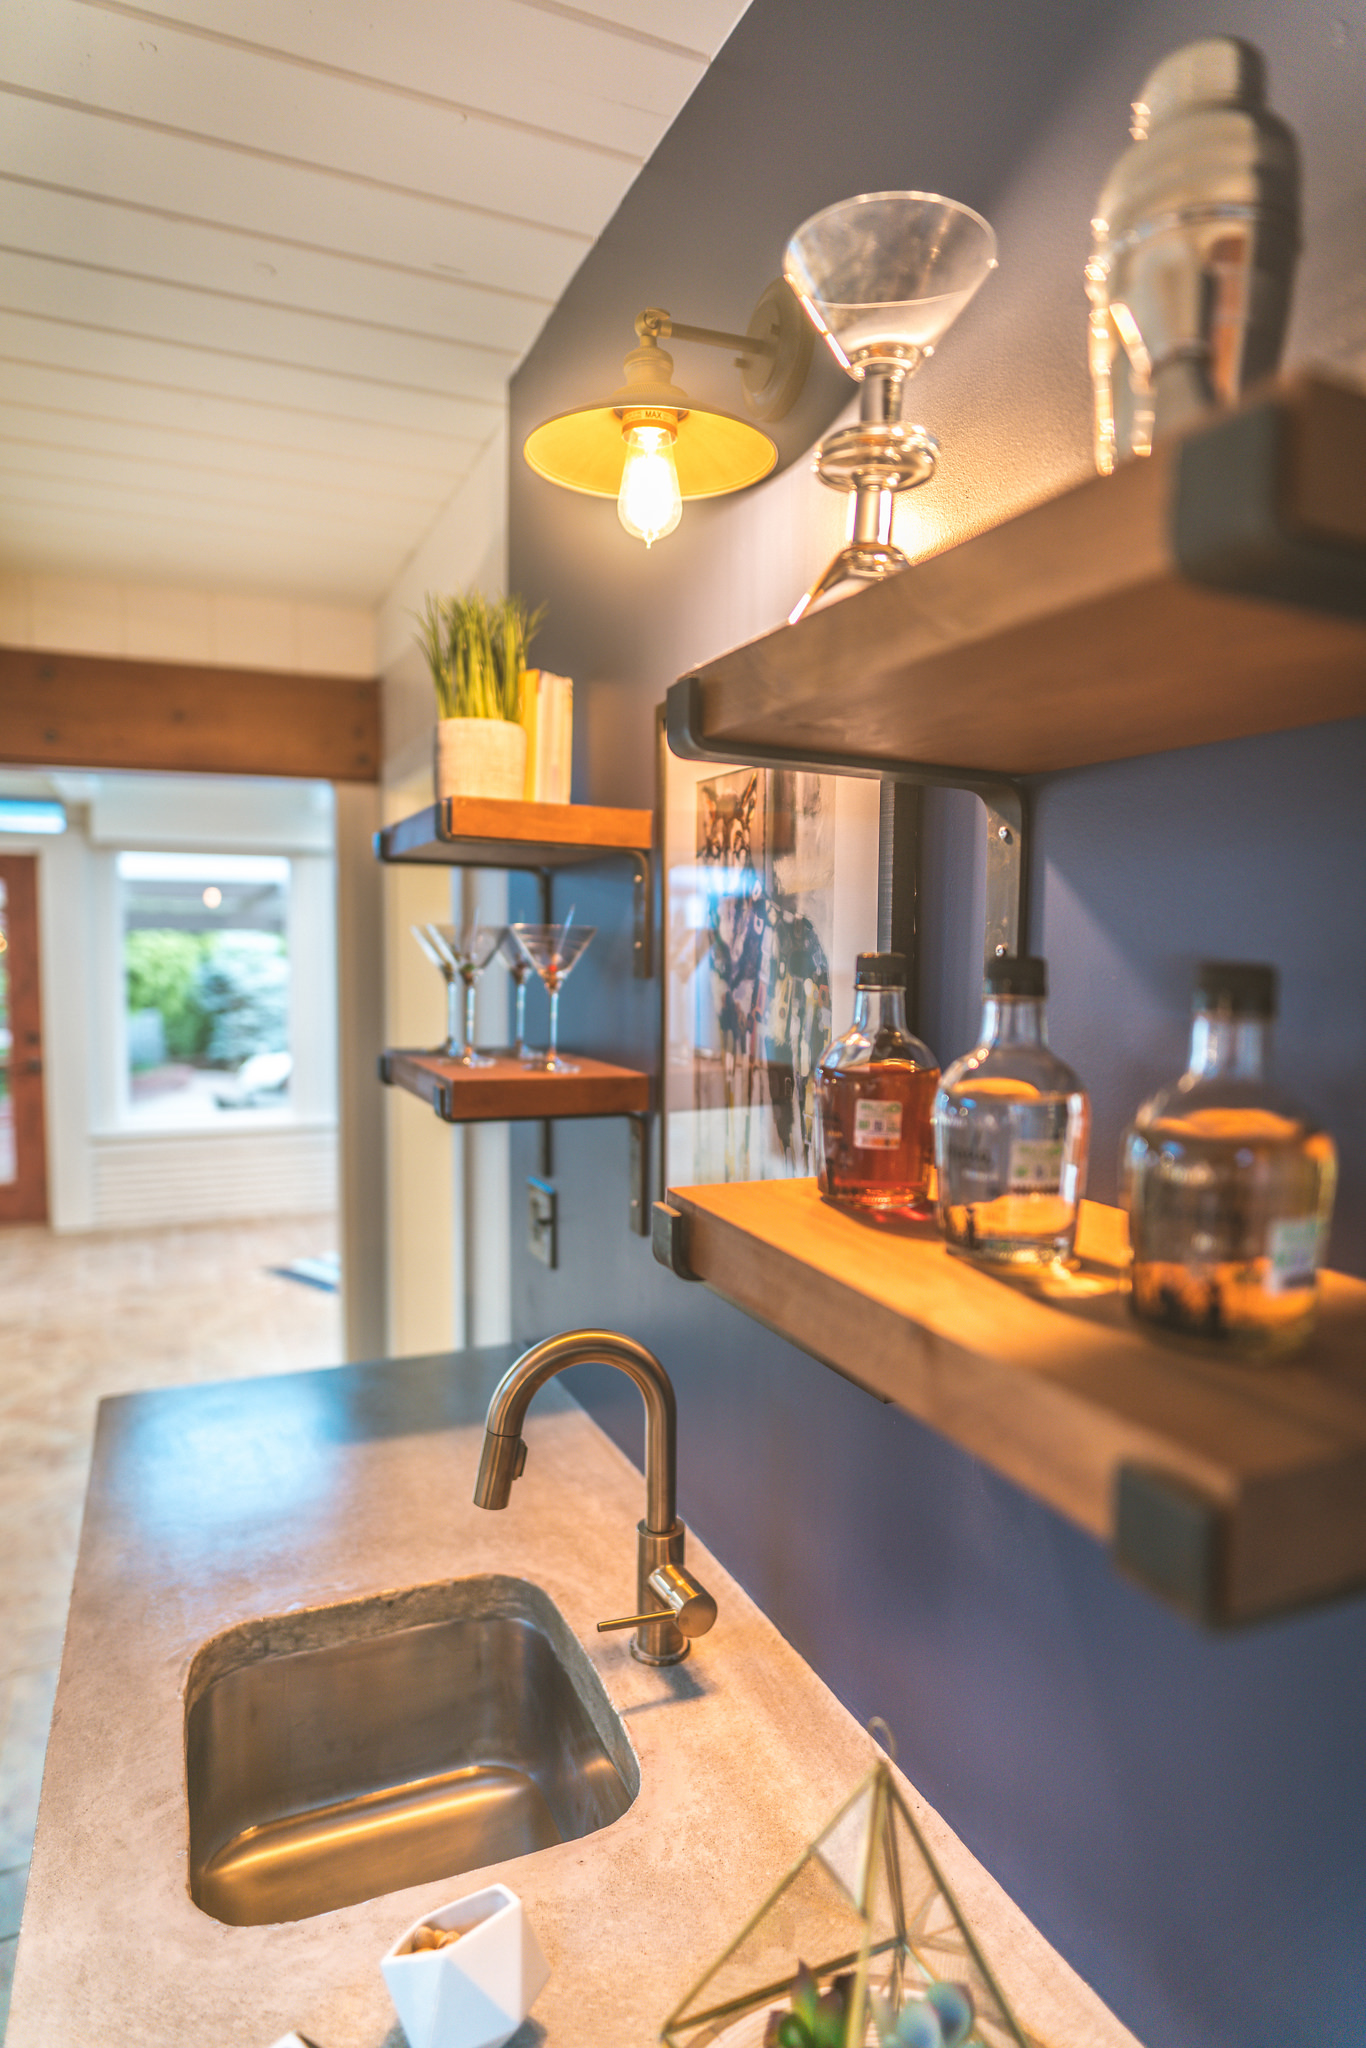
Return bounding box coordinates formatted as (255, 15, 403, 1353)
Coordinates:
(815, 953, 939, 1212)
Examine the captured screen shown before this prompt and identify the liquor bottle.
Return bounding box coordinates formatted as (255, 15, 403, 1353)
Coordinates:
(815, 953, 939, 1212)
(934, 956, 1090, 1264)
(1122, 961, 1337, 1356)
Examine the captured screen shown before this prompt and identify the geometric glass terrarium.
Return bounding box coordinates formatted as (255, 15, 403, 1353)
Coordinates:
(661, 1761, 1033, 2048)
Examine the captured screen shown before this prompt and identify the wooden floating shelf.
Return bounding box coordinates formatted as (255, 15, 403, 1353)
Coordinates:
(381, 1049, 650, 1123)
(377, 796, 653, 870)
(659, 1179, 1366, 1626)
(668, 374, 1366, 780)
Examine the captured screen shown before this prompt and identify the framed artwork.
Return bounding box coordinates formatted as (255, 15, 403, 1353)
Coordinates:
(662, 735, 879, 1191)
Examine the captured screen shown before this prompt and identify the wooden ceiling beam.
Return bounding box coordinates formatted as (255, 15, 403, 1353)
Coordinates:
(0, 646, 379, 783)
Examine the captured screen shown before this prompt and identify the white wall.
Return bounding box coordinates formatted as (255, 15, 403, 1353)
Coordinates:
(0, 571, 374, 674)
(376, 425, 513, 1356)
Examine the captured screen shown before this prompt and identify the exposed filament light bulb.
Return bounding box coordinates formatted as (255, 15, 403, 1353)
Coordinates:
(617, 416, 682, 547)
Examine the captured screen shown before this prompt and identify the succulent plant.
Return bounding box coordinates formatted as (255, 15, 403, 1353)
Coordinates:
(871, 1979, 975, 2048)
(763, 1963, 856, 2048)
(765, 1966, 975, 2048)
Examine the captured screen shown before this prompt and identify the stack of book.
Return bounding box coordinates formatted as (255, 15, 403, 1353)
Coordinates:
(519, 670, 573, 803)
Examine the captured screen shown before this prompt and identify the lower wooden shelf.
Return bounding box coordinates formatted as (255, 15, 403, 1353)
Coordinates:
(381, 1049, 650, 1123)
(659, 1179, 1366, 1626)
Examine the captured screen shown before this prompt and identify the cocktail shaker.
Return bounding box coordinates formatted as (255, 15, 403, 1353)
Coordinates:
(1086, 37, 1300, 473)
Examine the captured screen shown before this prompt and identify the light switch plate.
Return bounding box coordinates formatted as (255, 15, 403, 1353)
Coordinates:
(527, 1176, 557, 1269)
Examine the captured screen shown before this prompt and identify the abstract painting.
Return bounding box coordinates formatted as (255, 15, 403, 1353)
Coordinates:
(664, 748, 878, 1189)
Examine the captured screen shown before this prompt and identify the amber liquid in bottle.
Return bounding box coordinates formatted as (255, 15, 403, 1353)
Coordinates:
(815, 956, 939, 1213)
(818, 1062, 941, 1210)
(1122, 966, 1337, 1360)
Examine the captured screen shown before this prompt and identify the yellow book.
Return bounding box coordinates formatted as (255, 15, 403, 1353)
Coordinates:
(519, 669, 540, 801)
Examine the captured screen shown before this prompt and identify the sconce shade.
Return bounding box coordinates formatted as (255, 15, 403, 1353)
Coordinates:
(524, 329, 777, 502)
(524, 401, 777, 500)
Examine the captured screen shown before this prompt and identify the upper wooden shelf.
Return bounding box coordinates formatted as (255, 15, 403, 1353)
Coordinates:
(377, 796, 653, 870)
(381, 1049, 650, 1123)
(659, 1179, 1366, 1626)
(667, 374, 1366, 781)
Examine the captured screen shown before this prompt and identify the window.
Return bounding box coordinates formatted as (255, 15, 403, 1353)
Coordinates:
(119, 851, 293, 1126)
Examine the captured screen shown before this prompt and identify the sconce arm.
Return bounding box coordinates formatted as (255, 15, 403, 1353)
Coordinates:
(636, 307, 778, 360)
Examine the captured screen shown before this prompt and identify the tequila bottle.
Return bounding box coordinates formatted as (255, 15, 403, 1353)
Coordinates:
(934, 956, 1090, 1264)
(1122, 961, 1336, 1357)
(815, 953, 939, 1212)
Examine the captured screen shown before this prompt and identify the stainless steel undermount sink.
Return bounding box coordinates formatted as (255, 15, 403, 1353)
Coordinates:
(185, 1576, 638, 1927)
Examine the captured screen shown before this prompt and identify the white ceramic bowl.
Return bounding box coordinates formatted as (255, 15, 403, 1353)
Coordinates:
(381, 1883, 550, 2048)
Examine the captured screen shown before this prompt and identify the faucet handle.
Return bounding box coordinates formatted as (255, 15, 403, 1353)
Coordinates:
(597, 1563, 717, 1640)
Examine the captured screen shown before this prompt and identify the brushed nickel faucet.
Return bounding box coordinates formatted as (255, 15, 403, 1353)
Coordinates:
(473, 1330, 716, 1666)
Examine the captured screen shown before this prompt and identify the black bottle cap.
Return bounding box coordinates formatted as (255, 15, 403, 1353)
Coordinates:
(855, 951, 907, 988)
(1193, 960, 1277, 1017)
(985, 954, 1047, 997)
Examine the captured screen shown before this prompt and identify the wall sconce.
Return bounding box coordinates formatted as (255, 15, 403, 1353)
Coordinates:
(523, 282, 812, 548)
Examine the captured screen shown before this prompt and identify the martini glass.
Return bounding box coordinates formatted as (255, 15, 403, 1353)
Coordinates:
(423, 921, 502, 1067)
(497, 925, 541, 1062)
(782, 191, 997, 620)
(411, 923, 462, 1056)
(509, 922, 596, 1073)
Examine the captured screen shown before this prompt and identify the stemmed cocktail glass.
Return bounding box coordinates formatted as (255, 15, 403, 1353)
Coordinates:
(414, 921, 502, 1067)
(497, 925, 540, 1062)
(782, 190, 997, 620)
(411, 923, 462, 1057)
(509, 923, 596, 1073)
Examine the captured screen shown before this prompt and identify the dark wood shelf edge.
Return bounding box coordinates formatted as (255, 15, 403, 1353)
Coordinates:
(376, 798, 653, 869)
(380, 1048, 652, 1123)
(655, 1183, 1366, 1628)
(665, 375, 1366, 786)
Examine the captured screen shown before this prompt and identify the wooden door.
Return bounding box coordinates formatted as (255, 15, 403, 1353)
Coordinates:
(0, 855, 48, 1222)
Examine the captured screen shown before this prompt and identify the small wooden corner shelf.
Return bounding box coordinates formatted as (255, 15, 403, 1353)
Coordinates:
(660, 1179, 1366, 1626)
(376, 796, 652, 870)
(382, 1049, 650, 1124)
(667, 374, 1366, 782)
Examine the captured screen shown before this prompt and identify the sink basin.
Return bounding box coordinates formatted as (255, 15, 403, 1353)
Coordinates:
(185, 1576, 638, 1926)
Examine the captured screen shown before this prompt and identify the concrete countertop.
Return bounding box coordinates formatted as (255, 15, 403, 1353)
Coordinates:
(8, 1344, 1141, 2048)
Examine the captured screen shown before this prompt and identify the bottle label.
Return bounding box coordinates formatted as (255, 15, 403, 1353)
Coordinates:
(1007, 1138, 1064, 1190)
(854, 1098, 903, 1150)
(1266, 1217, 1322, 1294)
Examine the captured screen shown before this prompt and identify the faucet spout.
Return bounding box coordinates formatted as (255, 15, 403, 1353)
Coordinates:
(473, 1329, 711, 1666)
(474, 1328, 677, 1529)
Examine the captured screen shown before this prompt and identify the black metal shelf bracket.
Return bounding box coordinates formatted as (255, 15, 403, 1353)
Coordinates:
(665, 674, 1029, 970)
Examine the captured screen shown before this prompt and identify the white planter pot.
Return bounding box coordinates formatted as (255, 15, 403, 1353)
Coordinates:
(381, 1884, 550, 2048)
(434, 718, 527, 803)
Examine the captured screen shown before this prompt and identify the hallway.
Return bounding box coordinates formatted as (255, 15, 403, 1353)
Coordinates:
(0, 1214, 342, 2034)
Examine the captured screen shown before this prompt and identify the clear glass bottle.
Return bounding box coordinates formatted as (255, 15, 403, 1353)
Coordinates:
(815, 953, 939, 1212)
(1121, 961, 1337, 1357)
(934, 955, 1090, 1265)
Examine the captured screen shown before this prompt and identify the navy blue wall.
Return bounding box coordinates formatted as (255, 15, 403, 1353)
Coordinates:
(505, 4, 1366, 2042)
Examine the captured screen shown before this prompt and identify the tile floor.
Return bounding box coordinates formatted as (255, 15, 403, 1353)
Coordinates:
(0, 1214, 342, 2038)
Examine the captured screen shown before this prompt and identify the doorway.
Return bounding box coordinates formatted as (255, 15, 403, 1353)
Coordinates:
(0, 854, 48, 1222)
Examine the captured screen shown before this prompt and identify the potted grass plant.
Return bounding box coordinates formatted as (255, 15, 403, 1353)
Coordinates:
(417, 589, 544, 802)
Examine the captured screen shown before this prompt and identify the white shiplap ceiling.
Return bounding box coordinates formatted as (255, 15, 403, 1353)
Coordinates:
(0, 0, 751, 604)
